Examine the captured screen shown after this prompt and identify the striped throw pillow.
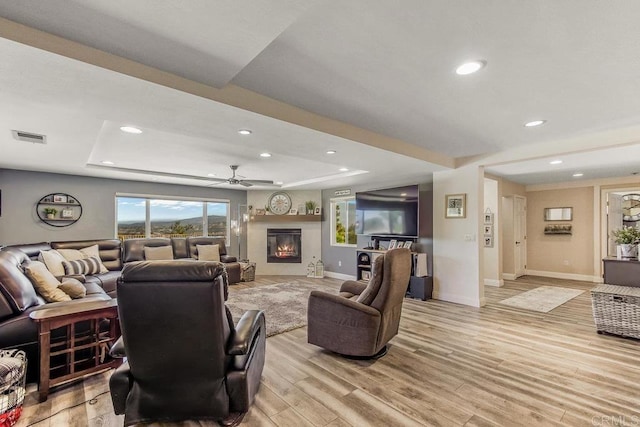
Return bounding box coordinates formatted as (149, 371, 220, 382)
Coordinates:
(62, 256, 102, 275)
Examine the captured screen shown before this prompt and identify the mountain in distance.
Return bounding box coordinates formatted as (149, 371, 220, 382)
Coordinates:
(118, 214, 226, 228)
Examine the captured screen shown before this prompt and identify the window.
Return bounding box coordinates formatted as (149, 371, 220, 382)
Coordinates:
(331, 197, 357, 246)
(116, 195, 230, 242)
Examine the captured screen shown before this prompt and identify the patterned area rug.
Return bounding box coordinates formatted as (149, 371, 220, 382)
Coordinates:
(226, 281, 341, 337)
(498, 286, 584, 313)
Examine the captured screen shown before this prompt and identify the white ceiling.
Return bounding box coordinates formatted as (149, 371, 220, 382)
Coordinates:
(2, 1, 640, 188)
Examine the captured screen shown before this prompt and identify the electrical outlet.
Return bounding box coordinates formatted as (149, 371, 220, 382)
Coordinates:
(338, 260, 342, 267)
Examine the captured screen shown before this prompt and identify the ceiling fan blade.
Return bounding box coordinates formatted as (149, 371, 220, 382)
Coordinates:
(239, 181, 253, 187)
(205, 177, 229, 183)
(241, 179, 274, 185)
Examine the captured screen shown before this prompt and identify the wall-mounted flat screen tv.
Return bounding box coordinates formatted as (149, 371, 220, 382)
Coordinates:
(355, 185, 418, 237)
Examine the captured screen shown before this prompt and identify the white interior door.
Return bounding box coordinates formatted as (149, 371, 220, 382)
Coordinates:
(607, 193, 623, 257)
(514, 196, 527, 278)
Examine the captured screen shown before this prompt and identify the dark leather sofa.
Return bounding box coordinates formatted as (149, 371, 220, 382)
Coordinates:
(0, 240, 117, 379)
(0, 236, 240, 379)
(122, 237, 241, 284)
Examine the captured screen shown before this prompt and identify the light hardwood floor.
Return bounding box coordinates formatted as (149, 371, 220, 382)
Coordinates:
(15, 275, 640, 426)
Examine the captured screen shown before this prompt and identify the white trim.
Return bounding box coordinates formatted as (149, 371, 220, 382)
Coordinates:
(502, 273, 517, 280)
(116, 192, 229, 203)
(324, 271, 356, 281)
(524, 269, 602, 283)
(484, 278, 504, 287)
(432, 291, 484, 307)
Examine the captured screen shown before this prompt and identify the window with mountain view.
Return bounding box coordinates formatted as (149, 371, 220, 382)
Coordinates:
(331, 197, 357, 246)
(116, 195, 229, 241)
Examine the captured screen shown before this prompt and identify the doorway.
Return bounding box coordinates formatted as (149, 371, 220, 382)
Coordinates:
(514, 196, 527, 278)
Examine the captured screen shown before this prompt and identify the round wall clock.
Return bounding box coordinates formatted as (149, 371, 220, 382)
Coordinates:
(268, 192, 292, 215)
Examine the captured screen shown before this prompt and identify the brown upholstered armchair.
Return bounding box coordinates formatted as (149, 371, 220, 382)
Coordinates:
(307, 248, 412, 358)
(109, 260, 266, 426)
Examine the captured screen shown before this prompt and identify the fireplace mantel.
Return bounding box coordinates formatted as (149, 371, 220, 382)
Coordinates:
(250, 215, 321, 222)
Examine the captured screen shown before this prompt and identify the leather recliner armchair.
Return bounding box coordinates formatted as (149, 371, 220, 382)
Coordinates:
(307, 248, 412, 358)
(109, 260, 266, 426)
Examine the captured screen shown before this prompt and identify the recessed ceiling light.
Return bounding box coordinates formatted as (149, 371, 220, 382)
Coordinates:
(326, 150, 337, 154)
(275, 181, 283, 185)
(572, 173, 584, 177)
(101, 160, 114, 165)
(207, 173, 216, 177)
(524, 120, 546, 127)
(260, 152, 272, 158)
(455, 60, 486, 75)
(401, 193, 407, 196)
(238, 129, 252, 135)
(339, 167, 349, 172)
(549, 160, 563, 165)
(120, 126, 142, 134)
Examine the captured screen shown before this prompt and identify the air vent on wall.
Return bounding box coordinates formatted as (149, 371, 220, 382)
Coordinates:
(12, 130, 47, 144)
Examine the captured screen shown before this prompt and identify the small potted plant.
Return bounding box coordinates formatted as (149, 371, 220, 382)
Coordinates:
(43, 207, 58, 219)
(305, 201, 317, 215)
(611, 226, 640, 258)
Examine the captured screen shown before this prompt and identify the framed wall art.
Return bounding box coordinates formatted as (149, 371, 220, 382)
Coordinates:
(445, 193, 466, 218)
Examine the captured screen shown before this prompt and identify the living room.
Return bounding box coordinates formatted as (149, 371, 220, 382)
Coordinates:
(1, 2, 640, 426)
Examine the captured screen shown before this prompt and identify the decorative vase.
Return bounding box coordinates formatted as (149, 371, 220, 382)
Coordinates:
(618, 243, 637, 259)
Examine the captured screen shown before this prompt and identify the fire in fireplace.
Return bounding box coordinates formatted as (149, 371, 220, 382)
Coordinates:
(267, 228, 301, 263)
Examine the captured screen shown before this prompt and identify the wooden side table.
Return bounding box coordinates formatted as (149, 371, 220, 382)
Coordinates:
(29, 299, 121, 401)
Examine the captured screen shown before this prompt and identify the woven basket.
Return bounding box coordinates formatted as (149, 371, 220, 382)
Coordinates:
(0, 349, 27, 427)
(591, 285, 640, 339)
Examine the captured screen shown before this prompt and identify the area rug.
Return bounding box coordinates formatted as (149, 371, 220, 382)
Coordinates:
(226, 281, 341, 337)
(498, 286, 584, 313)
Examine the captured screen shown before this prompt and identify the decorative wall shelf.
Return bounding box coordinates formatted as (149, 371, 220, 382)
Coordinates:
(37, 193, 82, 227)
(250, 214, 321, 223)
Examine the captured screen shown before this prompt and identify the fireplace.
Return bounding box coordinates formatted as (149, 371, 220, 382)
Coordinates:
(267, 228, 301, 263)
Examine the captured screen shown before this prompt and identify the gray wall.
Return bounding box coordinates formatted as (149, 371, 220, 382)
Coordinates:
(0, 169, 247, 257)
(321, 182, 433, 277)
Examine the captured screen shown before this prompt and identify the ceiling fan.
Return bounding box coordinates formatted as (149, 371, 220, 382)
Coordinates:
(208, 165, 274, 187)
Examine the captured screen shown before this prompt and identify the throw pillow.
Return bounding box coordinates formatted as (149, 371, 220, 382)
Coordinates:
(197, 244, 220, 262)
(62, 257, 103, 275)
(144, 245, 174, 261)
(37, 249, 67, 277)
(59, 278, 87, 299)
(23, 261, 71, 302)
(356, 254, 385, 306)
(58, 245, 109, 274)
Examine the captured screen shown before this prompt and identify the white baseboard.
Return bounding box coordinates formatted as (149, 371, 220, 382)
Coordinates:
(484, 278, 504, 287)
(524, 269, 601, 283)
(324, 271, 356, 281)
(432, 291, 483, 307)
(502, 273, 517, 280)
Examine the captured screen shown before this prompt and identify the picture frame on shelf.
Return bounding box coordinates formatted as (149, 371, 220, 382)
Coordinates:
(314, 207, 321, 215)
(67, 197, 76, 204)
(445, 193, 466, 218)
(483, 225, 493, 235)
(61, 209, 74, 219)
(53, 194, 67, 203)
(255, 208, 266, 216)
(297, 204, 305, 215)
(362, 270, 371, 281)
(388, 239, 397, 250)
(484, 213, 494, 224)
(288, 209, 298, 215)
(403, 241, 413, 249)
